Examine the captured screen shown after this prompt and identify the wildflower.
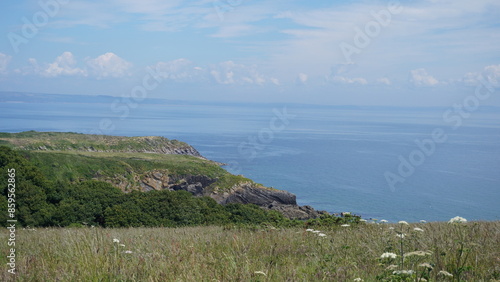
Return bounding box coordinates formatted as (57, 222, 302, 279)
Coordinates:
(393, 270, 414, 275)
(119, 244, 126, 247)
(413, 227, 424, 232)
(359, 219, 367, 222)
(389, 227, 395, 230)
(380, 219, 388, 223)
(312, 230, 321, 233)
(405, 251, 432, 257)
(398, 221, 409, 225)
(113, 238, 120, 243)
(380, 252, 397, 259)
(417, 278, 427, 282)
(318, 233, 327, 237)
(353, 278, 363, 282)
(419, 263, 433, 270)
(343, 212, 351, 215)
(254, 271, 267, 276)
(306, 229, 314, 232)
(438, 270, 453, 277)
(124, 250, 133, 254)
(341, 224, 350, 227)
(396, 233, 406, 239)
(420, 220, 427, 223)
(449, 216, 467, 223)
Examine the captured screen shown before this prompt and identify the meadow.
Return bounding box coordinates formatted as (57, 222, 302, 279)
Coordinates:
(1, 220, 498, 281)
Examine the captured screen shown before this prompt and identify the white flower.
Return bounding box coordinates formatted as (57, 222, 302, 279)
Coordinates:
(306, 229, 314, 232)
(341, 224, 350, 227)
(359, 219, 367, 222)
(113, 238, 120, 243)
(420, 220, 427, 223)
(396, 233, 406, 239)
(380, 219, 388, 223)
(419, 263, 433, 270)
(393, 270, 414, 275)
(318, 233, 327, 237)
(353, 278, 363, 282)
(312, 230, 321, 233)
(413, 227, 424, 232)
(389, 227, 395, 230)
(449, 216, 467, 223)
(119, 244, 126, 247)
(438, 270, 453, 277)
(405, 251, 431, 257)
(398, 221, 409, 225)
(254, 271, 267, 276)
(124, 250, 133, 254)
(380, 252, 397, 259)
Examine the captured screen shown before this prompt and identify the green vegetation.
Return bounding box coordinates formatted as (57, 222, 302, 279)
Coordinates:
(0, 131, 191, 152)
(1, 221, 498, 281)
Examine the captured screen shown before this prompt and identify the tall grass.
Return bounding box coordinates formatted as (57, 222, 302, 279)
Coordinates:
(1, 221, 499, 281)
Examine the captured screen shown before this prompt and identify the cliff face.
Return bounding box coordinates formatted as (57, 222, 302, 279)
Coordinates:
(103, 170, 324, 220)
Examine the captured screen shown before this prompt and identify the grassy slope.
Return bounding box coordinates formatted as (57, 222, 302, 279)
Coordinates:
(1, 222, 498, 281)
(1, 131, 258, 192)
(0, 131, 191, 152)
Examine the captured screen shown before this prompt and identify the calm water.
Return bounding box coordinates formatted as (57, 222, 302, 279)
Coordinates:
(1, 97, 499, 222)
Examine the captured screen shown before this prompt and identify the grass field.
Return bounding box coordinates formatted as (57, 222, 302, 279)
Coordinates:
(1, 221, 498, 281)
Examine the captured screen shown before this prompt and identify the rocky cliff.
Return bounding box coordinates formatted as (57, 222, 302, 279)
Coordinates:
(96, 169, 325, 220)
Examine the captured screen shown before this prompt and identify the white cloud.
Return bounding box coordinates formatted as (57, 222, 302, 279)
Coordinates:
(40, 52, 86, 77)
(0, 53, 12, 74)
(409, 68, 439, 87)
(86, 53, 132, 79)
(152, 58, 203, 82)
(376, 77, 391, 85)
(331, 75, 367, 85)
(461, 64, 500, 88)
(150, 59, 278, 86)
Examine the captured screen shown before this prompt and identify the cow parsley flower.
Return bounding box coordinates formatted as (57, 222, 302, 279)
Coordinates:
(438, 270, 453, 277)
(393, 270, 414, 275)
(113, 238, 120, 243)
(380, 252, 397, 259)
(341, 224, 350, 227)
(306, 229, 314, 232)
(449, 216, 467, 223)
(124, 250, 133, 254)
(398, 221, 409, 225)
(419, 263, 433, 270)
(380, 219, 388, 223)
(413, 227, 424, 232)
(353, 278, 363, 282)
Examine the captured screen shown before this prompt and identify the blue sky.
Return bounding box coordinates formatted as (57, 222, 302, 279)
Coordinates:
(1, 0, 499, 106)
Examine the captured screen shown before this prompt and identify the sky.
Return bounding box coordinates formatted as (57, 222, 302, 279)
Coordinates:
(0, 0, 499, 106)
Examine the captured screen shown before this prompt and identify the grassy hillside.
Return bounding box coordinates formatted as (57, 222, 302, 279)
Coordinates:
(1, 131, 256, 192)
(1, 221, 498, 281)
(0, 131, 192, 153)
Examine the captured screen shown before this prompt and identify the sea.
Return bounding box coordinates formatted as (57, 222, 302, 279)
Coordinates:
(1, 93, 499, 222)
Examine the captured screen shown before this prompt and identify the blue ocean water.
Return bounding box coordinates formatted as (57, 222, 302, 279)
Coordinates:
(1, 97, 499, 222)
